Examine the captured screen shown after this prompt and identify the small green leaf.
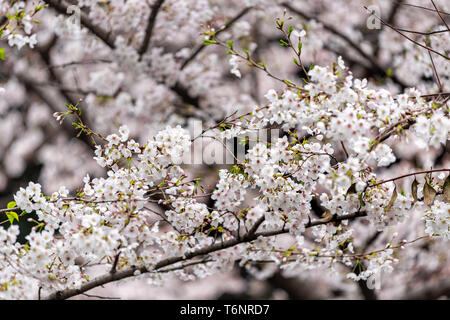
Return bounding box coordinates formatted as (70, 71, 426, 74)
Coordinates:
(6, 211, 19, 224)
(359, 193, 366, 207)
(7, 201, 16, 209)
(298, 41, 302, 54)
(276, 19, 285, 28)
(202, 39, 217, 45)
(0, 48, 5, 61)
(279, 39, 289, 47)
(288, 25, 294, 37)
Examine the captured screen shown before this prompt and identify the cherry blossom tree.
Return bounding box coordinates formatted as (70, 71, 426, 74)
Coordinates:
(0, 0, 449, 300)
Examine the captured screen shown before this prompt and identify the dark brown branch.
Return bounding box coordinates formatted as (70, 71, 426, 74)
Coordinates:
(267, 272, 323, 299)
(109, 246, 122, 274)
(43, 0, 201, 111)
(246, 216, 265, 238)
(169, 81, 200, 108)
(355, 263, 378, 300)
(368, 168, 450, 188)
(43, 210, 367, 300)
(81, 293, 121, 300)
(282, 3, 407, 89)
(49, 59, 113, 69)
(340, 141, 349, 159)
(420, 92, 450, 98)
(0, 16, 7, 27)
(42, 0, 116, 48)
(387, 0, 403, 24)
(138, 0, 165, 58)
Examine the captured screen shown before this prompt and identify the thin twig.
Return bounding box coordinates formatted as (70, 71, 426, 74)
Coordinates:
(50, 59, 113, 69)
(283, 2, 408, 88)
(364, 6, 450, 61)
(340, 141, 349, 159)
(367, 168, 450, 188)
(430, 0, 450, 31)
(391, 26, 448, 36)
(426, 40, 442, 91)
(396, 1, 450, 16)
(81, 293, 121, 300)
(180, 6, 254, 70)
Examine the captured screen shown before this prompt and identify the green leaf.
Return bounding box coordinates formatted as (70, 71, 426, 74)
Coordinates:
(359, 193, 366, 207)
(423, 182, 436, 206)
(298, 41, 302, 54)
(0, 48, 5, 61)
(6, 211, 19, 224)
(202, 39, 217, 45)
(287, 26, 294, 37)
(279, 39, 289, 47)
(7, 201, 16, 209)
(276, 19, 285, 28)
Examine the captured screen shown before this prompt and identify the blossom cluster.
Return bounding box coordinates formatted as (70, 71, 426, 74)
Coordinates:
(0, 1, 40, 50)
(0, 0, 449, 300)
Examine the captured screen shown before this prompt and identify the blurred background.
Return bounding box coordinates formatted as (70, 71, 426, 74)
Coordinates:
(0, 0, 449, 299)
